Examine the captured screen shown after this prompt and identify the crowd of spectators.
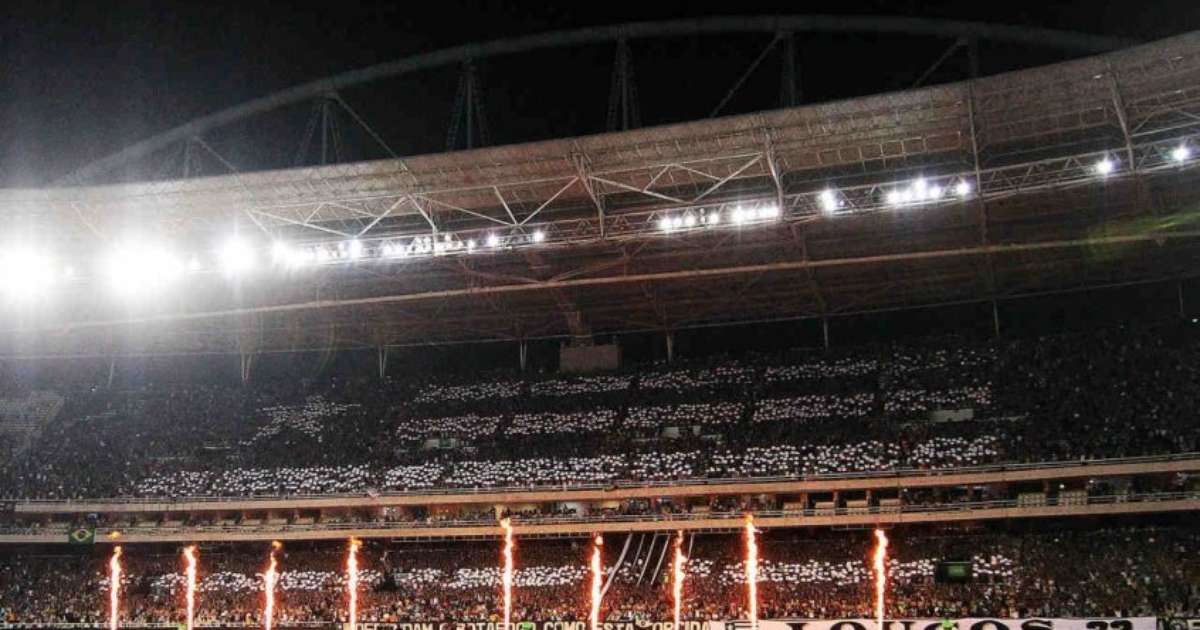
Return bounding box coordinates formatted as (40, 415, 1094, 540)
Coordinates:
(0, 324, 1198, 500)
(1, 524, 1196, 623)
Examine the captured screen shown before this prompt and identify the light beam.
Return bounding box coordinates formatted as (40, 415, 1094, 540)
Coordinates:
(347, 538, 361, 630)
(501, 518, 515, 630)
(263, 541, 282, 630)
(744, 514, 758, 630)
(590, 535, 604, 630)
(873, 529, 889, 630)
(673, 531, 687, 630)
(183, 546, 198, 630)
(109, 546, 122, 630)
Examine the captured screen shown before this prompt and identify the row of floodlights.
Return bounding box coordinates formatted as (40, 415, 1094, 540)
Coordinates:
(0, 229, 550, 302)
(657, 204, 781, 232)
(1094, 144, 1191, 176)
(1, 145, 1192, 303)
(813, 144, 1195, 216)
(272, 228, 545, 267)
(818, 178, 973, 215)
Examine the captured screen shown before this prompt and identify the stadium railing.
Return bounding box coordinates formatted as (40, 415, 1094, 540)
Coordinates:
(9, 451, 1198, 506)
(3, 491, 1196, 538)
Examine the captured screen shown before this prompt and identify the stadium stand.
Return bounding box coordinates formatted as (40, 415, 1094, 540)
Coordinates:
(1, 524, 1197, 623)
(0, 323, 1198, 500)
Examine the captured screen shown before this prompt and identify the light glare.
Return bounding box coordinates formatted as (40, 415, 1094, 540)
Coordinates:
(219, 237, 255, 275)
(819, 189, 840, 214)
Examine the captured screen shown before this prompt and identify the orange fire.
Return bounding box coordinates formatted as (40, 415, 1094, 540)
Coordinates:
(263, 541, 282, 630)
(109, 546, 122, 630)
(347, 538, 361, 630)
(743, 515, 758, 630)
(672, 531, 687, 630)
(183, 546, 198, 630)
(501, 518, 515, 630)
(873, 529, 889, 630)
(590, 535, 604, 630)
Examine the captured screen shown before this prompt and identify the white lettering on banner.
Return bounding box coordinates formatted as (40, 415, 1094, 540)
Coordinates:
(0, 621, 1158, 630)
(706, 619, 1156, 630)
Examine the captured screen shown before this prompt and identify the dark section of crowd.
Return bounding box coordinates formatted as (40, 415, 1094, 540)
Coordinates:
(1, 322, 1199, 500)
(1, 523, 1197, 623)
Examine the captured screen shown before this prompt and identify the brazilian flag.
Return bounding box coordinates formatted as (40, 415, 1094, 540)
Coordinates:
(68, 527, 96, 545)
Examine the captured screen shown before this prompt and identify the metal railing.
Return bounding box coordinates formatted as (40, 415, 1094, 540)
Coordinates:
(9, 451, 1197, 507)
(3, 491, 1196, 538)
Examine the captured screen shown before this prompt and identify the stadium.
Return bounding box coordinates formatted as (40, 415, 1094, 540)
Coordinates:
(0, 8, 1198, 630)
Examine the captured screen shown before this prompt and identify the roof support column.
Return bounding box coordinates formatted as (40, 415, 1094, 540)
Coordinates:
(239, 351, 254, 384)
(377, 345, 389, 380)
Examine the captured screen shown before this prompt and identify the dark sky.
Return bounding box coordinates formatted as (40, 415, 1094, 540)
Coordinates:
(1, 0, 1198, 186)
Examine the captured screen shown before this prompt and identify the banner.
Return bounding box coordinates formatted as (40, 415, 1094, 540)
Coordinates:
(0, 620, 1161, 630)
(366, 619, 1158, 630)
(1164, 620, 1200, 630)
(709, 619, 1158, 630)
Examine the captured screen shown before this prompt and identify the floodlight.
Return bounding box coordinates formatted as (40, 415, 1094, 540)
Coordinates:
(819, 189, 840, 214)
(218, 237, 255, 275)
(0, 248, 55, 301)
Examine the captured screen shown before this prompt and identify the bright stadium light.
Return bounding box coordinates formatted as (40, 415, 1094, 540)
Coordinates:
(732, 206, 748, 224)
(683, 213, 697, 227)
(819, 189, 840, 214)
(271, 241, 290, 263)
(954, 180, 972, 198)
(486, 232, 501, 248)
(347, 239, 364, 260)
(658, 216, 673, 232)
(104, 241, 183, 296)
(706, 209, 720, 225)
(1094, 156, 1116, 176)
(218, 236, 255, 275)
(532, 229, 546, 243)
(1172, 144, 1191, 163)
(0, 247, 56, 302)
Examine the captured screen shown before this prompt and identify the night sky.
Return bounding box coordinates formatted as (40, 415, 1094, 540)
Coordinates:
(1, 0, 1198, 186)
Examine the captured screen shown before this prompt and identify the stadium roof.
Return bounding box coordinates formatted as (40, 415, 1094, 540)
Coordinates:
(1, 31, 1199, 357)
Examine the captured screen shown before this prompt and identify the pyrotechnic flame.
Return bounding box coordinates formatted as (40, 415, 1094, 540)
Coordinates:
(873, 529, 889, 630)
(263, 541, 282, 630)
(109, 546, 123, 630)
(743, 515, 758, 630)
(590, 535, 604, 630)
(183, 546, 198, 630)
(347, 538, 361, 630)
(501, 518, 515, 630)
(673, 531, 687, 630)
